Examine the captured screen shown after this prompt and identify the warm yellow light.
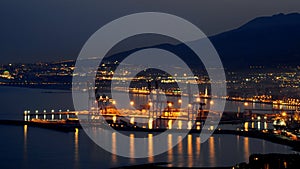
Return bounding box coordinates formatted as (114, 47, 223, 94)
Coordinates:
(196, 98, 201, 102)
(210, 100, 214, 105)
(244, 122, 249, 131)
(113, 116, 117, 123)
(244, 102, 249, 106)
(178, 99, 182, 104)
(168, 102, 172, 107)
(149, 102, 153, 106)
(188, 104, 192, 108)
(130, 117, 134, 124)
(112, 100, 116, 105)
(130, 101, 134, 106)
(187, 121, 192, 129)
(168, 120, 172, 129)
(282, 112, 287, 117)
(178, 120, 182, 129)
(148, 118, 153, 129)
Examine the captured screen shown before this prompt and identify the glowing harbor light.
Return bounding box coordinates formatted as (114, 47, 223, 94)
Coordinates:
(58, 110, 62, 119)
(257, 116, 261, 121)
(264, 122, 267, 130)
(178, 120, 182, 129)
(188, 104, 192, 108)
(178, 99, 182, 104)
(244, 102, 249, 106)
(282, 112, 287, 117)
(67, 109, 70, 119)
(187, 121, 192, 129)
(24, 111, 27, 121)
(149, 102, 153, 107)
(167, 102, 172, 107)
(168, 120, 172, 129)
(130, 101, 134, 106)
(148, 118, 153, 129)
(112, 100, 116, 105)
(244, 122, 249, 131)
(210, 100, 214, 105)
(35, 110, 39, 119)
(130, 117, 135, 124)
(113, 116, 117, 123)
(196, 98, 200, 102)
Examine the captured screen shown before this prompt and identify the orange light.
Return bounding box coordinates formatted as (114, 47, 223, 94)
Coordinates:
(282, 112, 287, 117)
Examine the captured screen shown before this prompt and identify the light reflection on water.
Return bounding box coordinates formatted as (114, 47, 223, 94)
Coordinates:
(148, 134, 154, 163)
(84, 128, 293, 167)
(74, 128, 79, 169)
(243, 137, 250, 161)
(129, 133, 135, 163)
(0, 125, 293, 169)
(23, 125, 28, 167)
(187, 134, 193, 167)
(209, 136, 216, 166)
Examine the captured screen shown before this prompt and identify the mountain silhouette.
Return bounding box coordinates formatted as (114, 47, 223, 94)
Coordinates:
(210, 13, 300, 70)
(104, 13, 300, 71)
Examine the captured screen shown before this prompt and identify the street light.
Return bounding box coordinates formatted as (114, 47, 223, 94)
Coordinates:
(178, 99, 182, 104)
(282, 112, 287, 117)
(149, 102, 153, 107)
(130, 101, 134, 106)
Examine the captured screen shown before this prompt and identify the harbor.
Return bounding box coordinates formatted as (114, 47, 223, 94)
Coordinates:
(0, 93, 298, 151)
(0, 87, 299, 168)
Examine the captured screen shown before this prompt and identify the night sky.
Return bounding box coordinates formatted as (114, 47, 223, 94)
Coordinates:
(0, 0, 299, 64)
